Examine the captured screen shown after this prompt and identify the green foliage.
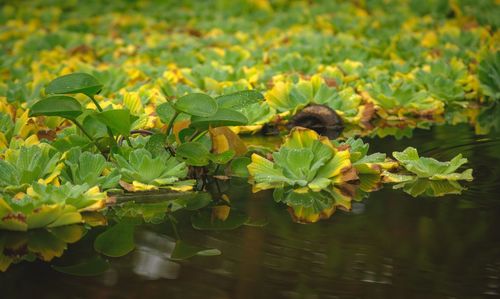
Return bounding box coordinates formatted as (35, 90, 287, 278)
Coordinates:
(94, 222, 135, 257)
(248, 128, 353, 193)
(391, 147, 473, 181)
(334, 138, 397, 174)
(60, 148, 120, 190)
(114, 148, 191, 188)
(0, 145, 62, 193)
(0, 182, 106, 231)
(176, 142, 235, 167)
(368, 80, 443, 113)
(45, 73, 103, 97)
(190, 108, 248, 129)
(173, 93, 218, 117)
(479, 52, 500, 100)
(29, 95, 83, 119)
(95, 109, 137, 137)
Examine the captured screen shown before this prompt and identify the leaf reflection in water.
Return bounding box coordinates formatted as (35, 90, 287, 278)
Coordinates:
(0, 225, 87, 272)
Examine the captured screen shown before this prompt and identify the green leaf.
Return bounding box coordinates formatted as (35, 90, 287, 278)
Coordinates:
(479, 52, 500, 100)
(247, 128, 352, 193)
(190, 108, 248, 129)
(217, 90, 264, 110)
(45, 73, 103, 97)
(178, 127, 197, 143)
(173, 93, 217, 117)
(230, 157, 251, 177)
(145, 134, 167, 157)
(191, 210, 249, 230)
(94, 222, 136, 257)
(210, 150, 235, 164)
(171, 192, 212, 211)
(52, 257, 109, 276)
(29, 96, 83, 119)
(114, 148, 189, 188)
(170, 240, 221, 260)
(176, 142, 211, 166)
(392, 147, 473, 181)
(95, 109, 136, 137)
(156, 102, 177, 124)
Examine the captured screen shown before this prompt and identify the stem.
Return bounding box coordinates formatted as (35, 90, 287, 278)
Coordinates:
(192, 130, 208, 142)
(88, 95, 104, 112)
(72, 119, 94, 142)
(87, 95, 119, 148)
(125, 136, 133, 147)
(130, 129, 154, 136)
(187, 129, 200, 142)
(107, 128, 119, 148)
(166, 111, 180, 137)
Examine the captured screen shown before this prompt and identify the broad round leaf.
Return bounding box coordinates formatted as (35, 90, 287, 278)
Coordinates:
(156, 102, 176, 124)
(190, 108, 248, 129)
(46, 73, 103, 97)
(217, 90, 264, 110)
(94, 222, 136, 257)
(176, 142, 211, 166)
(173, 93, 217, 117)
(30, 96, 83, 119)
(230, 157, 251, 177)
(95, 109, 135, 136)
(173, 192, 212, 211)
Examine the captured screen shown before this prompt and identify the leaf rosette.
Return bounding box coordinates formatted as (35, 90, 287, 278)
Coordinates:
(114, 148, 194, 192)
(247, 127, 356, 193)
(385, 147, 473, 182)
(0, 183, 107, 231)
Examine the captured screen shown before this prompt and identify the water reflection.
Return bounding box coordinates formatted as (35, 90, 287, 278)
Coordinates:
(0, 225, 87, 271)
(133, 230, 180, 280)
(1, 125, 500, 298)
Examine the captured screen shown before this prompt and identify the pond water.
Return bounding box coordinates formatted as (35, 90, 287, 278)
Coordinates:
(2, 124, 500, 298)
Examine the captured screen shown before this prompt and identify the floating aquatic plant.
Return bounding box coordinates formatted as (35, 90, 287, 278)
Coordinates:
(114, 148, 193, 192)
(60, 147, 121, 190)
(0, 182, 106, 231)
(247, 127, 356, 193)
(0, 145, 63, 193)
(386, 147, 473, 182)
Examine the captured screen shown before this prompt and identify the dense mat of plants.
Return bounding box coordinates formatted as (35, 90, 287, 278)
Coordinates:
(0, 0, 497, 271)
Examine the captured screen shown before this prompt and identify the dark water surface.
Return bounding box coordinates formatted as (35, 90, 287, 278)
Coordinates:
(2, 124, 500, 298)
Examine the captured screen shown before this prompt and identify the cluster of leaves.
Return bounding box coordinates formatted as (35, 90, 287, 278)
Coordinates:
(382, 147, 473, 197)
(0, 73, 263, 231)
(248, 128, 474, 221)
(0, 0, 498, 140)
(0, 1, 487, 231)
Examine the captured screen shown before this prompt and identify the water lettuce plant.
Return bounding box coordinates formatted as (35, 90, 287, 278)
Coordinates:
(248, 127, 355, 193)
(0, 0, 491, 234)
(387, 147, 473, 181)
(0, 145, 63, 193)
(114, 148, 193, 191)
(0, 183, 106, 231)
(61, 148, 120, 190)
(333, 138, 398, 175)
(382, 147, 473, 197)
